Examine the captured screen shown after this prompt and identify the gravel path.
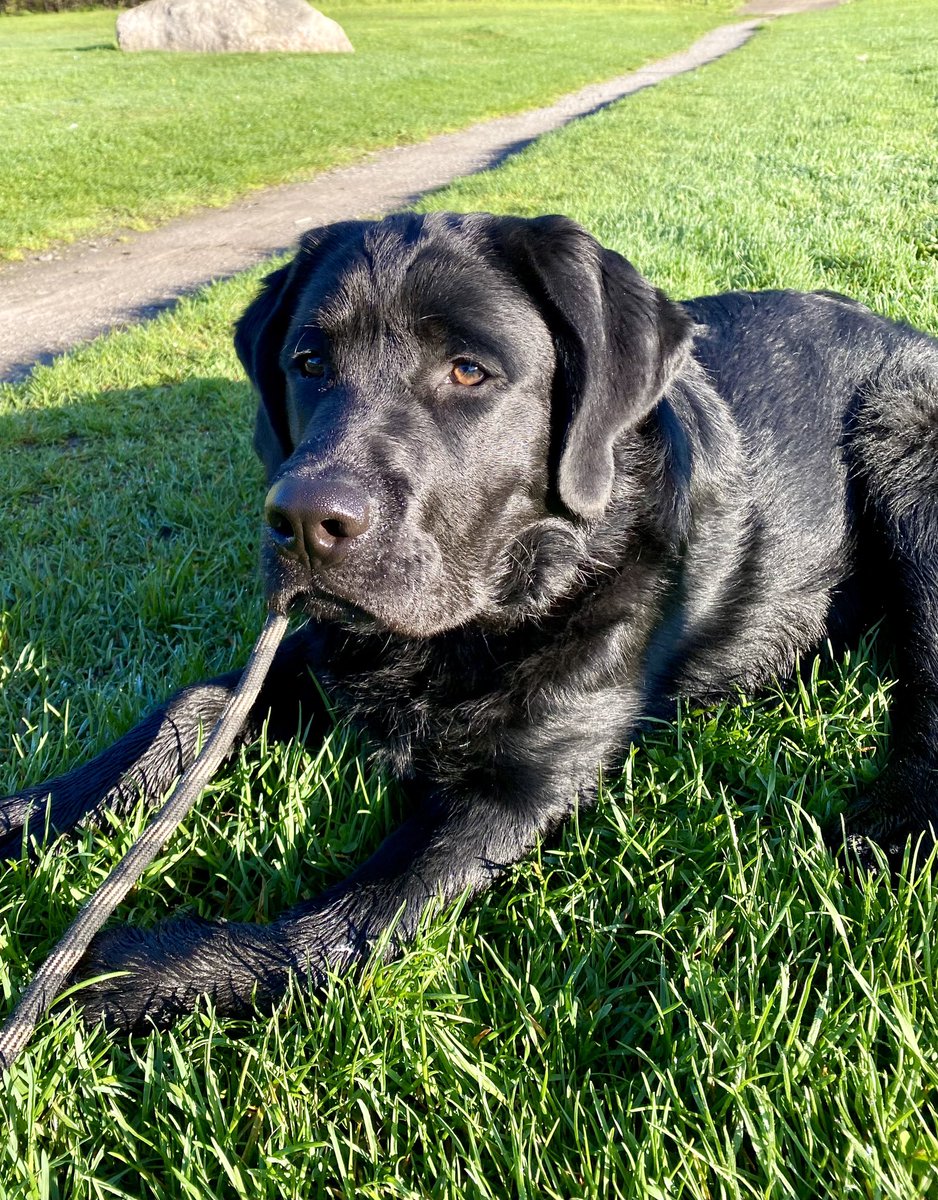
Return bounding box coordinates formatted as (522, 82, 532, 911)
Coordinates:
(0, 5, 838, 382)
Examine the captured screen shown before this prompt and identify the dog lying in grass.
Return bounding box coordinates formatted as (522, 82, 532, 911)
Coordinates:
(2, 212, 937, 1031)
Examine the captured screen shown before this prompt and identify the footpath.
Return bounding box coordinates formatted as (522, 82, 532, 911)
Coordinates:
(0, 1, 841, 382)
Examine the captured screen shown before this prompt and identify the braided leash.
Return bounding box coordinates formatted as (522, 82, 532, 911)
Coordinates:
(0, 610, 289, 1074)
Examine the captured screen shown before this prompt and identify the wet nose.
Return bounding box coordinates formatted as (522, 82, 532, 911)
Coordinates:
(264, 474, 371, 565)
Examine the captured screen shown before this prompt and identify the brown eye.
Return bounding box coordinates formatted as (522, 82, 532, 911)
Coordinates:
(294, 353, 329, 380)
(450, 360, 487, 387)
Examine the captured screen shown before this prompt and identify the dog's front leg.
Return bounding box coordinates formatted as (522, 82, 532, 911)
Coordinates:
(0, 626, 328, 858)
(74, 764, 586, 1032)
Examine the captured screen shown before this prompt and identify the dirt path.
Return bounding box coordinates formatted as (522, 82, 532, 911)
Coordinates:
(0, 5, 838, 383)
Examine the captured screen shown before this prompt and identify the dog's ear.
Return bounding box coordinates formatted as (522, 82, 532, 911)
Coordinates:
(497, 215, 695, 520)
(234, 260, 304, 481)
(235, 222, 370, 481)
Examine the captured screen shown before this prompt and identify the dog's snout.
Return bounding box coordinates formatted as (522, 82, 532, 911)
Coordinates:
(265, 474, 371, 565)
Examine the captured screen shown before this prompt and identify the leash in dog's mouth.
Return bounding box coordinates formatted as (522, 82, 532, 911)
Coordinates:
(0, 608, 290, 1076)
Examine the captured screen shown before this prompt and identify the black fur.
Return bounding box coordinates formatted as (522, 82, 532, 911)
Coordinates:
(4, 212, 938, 1031)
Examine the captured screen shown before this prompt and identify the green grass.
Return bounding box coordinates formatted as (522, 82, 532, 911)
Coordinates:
(417, 0, 938, 328)
(0, 0, 733, 260)
(2, 0, 938, 1196)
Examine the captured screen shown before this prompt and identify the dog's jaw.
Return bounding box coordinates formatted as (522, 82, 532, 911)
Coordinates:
(263, 524, 493, 638)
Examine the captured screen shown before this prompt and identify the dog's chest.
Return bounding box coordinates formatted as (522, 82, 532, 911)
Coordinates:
(319, 610, 643, 786)
(322, 629, 519, 779)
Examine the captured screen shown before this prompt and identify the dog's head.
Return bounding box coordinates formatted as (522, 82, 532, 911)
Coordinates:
(235, 212, 693, 636)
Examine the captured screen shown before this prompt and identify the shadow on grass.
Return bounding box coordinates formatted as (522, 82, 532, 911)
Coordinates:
(0, 376, 267, 766)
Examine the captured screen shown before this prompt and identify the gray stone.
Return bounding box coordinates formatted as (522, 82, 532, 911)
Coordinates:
(116, 0, 354, 54)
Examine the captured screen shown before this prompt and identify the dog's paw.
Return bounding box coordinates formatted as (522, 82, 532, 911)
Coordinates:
(74, 917, 299, 1032)
(0, 789, 52, 860)
(826, 789, 938, 878)
(75, 919, 218, 1031)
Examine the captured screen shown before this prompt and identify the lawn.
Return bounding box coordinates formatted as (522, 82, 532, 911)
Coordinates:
(0, 0, 733, 260)
(2, 0, 938, 1197)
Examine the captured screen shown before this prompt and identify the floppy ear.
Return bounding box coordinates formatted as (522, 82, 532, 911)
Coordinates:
(234, 260, 304, 481)
(235, 222, 370, 481)
(497, 215, 695, 520)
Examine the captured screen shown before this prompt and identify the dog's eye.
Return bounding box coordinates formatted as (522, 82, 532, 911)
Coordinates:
(450, 360, 487, 387)
(293, 353, 330, 380)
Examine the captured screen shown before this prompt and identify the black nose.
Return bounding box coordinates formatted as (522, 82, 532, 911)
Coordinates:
(264, 474, 371, 565)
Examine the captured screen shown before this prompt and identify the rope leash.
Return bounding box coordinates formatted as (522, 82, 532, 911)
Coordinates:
(0, 610, 289, 1074)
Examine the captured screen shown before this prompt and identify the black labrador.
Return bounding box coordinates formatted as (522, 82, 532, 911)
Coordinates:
(3, 212, 937, 1031)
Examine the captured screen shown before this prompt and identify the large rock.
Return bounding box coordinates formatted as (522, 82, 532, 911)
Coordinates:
(116, 0, 354, 54)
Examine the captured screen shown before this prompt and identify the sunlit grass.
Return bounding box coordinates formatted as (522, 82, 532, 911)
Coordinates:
(0, 0, 732, 260)
(1, 0, 938, 1196)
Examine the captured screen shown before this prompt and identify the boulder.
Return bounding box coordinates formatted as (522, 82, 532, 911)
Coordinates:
(116, 0, 354, 54)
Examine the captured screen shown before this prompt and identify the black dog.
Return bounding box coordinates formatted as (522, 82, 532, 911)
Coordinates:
(3, 212, 937, 1031)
